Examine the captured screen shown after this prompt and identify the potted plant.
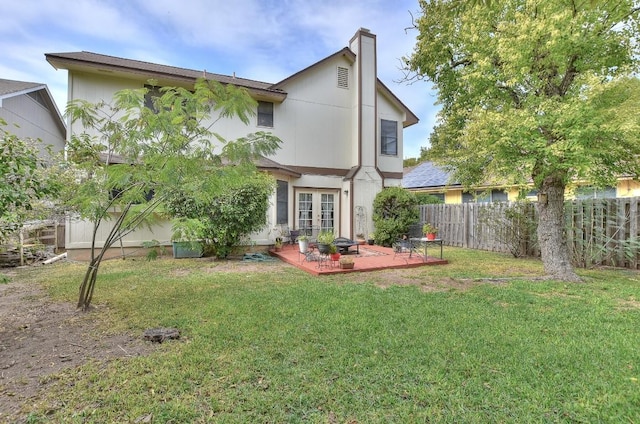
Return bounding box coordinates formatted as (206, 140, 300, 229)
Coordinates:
(317, 230, 335, 254)
(274, 237, 283, 252)
(328, 244, 341, 261)
(298, 234, 309, 253)
(171, 218, 205, 258)
(339, 256, 354, 269)
(356, 233, 366, 245)
(422, 223, 438, 240)
(367, 235, 375, 245)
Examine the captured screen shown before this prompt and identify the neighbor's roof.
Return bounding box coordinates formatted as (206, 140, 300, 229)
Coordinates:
(0, 79, 43, 98)
(402, 161, 458, 189)
(0, 78, 66, 134)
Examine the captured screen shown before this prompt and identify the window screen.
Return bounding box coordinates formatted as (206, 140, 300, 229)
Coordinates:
(381, 119, 397, 155)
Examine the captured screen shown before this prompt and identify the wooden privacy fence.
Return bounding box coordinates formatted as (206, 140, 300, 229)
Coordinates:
(418, 197, 640, 269)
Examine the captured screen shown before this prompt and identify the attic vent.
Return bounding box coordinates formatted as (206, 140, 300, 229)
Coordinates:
(337, 66, 349, 89)
(27, 90, 47, 108)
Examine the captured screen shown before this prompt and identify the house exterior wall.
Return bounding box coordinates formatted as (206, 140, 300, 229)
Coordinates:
(0, 92, 65, 157)
(271, 57, 355, 169)
(60, 28, 413, 254)
(616, 179, 640, 197)
(445, 190, 463, 204)
(65, 213, 173, 251)
(412, 179, 640, 205)
(377, 94, 405, 174)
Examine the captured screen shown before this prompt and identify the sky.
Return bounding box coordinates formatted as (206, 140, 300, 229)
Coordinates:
(0, 0, 440, 159)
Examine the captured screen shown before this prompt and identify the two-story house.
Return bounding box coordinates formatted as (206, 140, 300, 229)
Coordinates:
(46, 28, 418, 259)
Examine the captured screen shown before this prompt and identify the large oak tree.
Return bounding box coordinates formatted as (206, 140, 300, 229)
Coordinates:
(404, 0, 640, 281)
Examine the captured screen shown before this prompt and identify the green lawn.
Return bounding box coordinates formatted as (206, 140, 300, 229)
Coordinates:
(16, 248, 640, 423)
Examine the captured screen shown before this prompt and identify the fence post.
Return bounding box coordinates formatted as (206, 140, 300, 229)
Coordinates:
(19, 228, 25, 266)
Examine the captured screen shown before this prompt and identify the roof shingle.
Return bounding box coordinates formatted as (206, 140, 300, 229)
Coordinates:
(0, 79, 43, 98)
(402, 161, 458, 189)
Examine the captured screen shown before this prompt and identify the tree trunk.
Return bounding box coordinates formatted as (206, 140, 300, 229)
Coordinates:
(536, 178, 581, 282)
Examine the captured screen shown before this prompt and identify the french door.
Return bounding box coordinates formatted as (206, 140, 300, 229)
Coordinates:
(297, 190, 338, 233)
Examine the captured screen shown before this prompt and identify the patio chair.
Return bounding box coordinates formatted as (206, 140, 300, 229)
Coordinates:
(393, 235, 419, 260)
(288, 229, 300, 245)
(408, 223, 423, 238)
(298, 236, 319, 263)
(275, 224, 293, 245)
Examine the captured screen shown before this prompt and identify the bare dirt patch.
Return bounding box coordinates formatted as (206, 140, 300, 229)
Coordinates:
(370, 268, 500, 292)
(0, 273, 157, 422)
(617, 298, 640, 310)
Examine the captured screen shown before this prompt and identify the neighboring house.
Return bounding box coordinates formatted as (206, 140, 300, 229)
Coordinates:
(403, 161, 640, 203)
(46, 28, 419, 259)
(0, 78, 66, 158)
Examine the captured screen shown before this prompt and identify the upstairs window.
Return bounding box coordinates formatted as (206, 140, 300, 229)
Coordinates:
(258, 101, 274, 127)
(144, 85, 162, 113)
(380, 119, 398, 156)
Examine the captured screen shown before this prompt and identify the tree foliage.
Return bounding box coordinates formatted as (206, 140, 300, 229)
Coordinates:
(67, 79, 281, 310)
(414, 192, 444, 205)
(372, 187, 419, 247)
(404, 0, 640, 281)
(0, 121, 64, 241)
(166, 173, 275, 258)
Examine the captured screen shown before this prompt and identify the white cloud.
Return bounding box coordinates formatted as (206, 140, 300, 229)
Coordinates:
(0, 0, 437, 157)
(0, 0, 144, 43)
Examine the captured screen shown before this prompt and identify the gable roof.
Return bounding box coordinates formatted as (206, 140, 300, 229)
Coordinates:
(272, 47, 418, 128)
(272, 47, 356, 89)
(0, 79, 43, 98)
(46, 46, 418, 126)
(0, 78, 66, 135)
(377, 80, 419, 127)
(402, 161, 459, 189)
(46, 51, 287, 102)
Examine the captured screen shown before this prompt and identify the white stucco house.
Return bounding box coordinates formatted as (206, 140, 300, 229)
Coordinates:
(0, 79, 66, 158)
(46, 28, 418, 259)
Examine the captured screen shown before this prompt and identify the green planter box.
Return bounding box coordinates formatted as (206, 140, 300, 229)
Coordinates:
(172, 241, 204, 258)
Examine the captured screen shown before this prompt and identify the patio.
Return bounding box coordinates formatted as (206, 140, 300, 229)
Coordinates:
(270, 242, 448, 276)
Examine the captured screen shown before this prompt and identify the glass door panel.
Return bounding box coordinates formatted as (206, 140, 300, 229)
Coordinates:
(320, 193, 335, 232)
(297, 190, 338, 235)
(298, 193, 313, 234)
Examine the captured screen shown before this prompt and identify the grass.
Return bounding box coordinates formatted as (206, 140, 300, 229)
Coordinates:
(14, 247, 640, 423)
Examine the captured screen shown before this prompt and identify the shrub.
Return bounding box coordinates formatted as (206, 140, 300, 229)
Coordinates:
(415, 193, 444, 205)
(372, 187, 419, 246)
(166, 173, 275, 258)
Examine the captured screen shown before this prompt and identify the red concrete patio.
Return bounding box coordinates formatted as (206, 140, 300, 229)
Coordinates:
(269, 242, 448, 276)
